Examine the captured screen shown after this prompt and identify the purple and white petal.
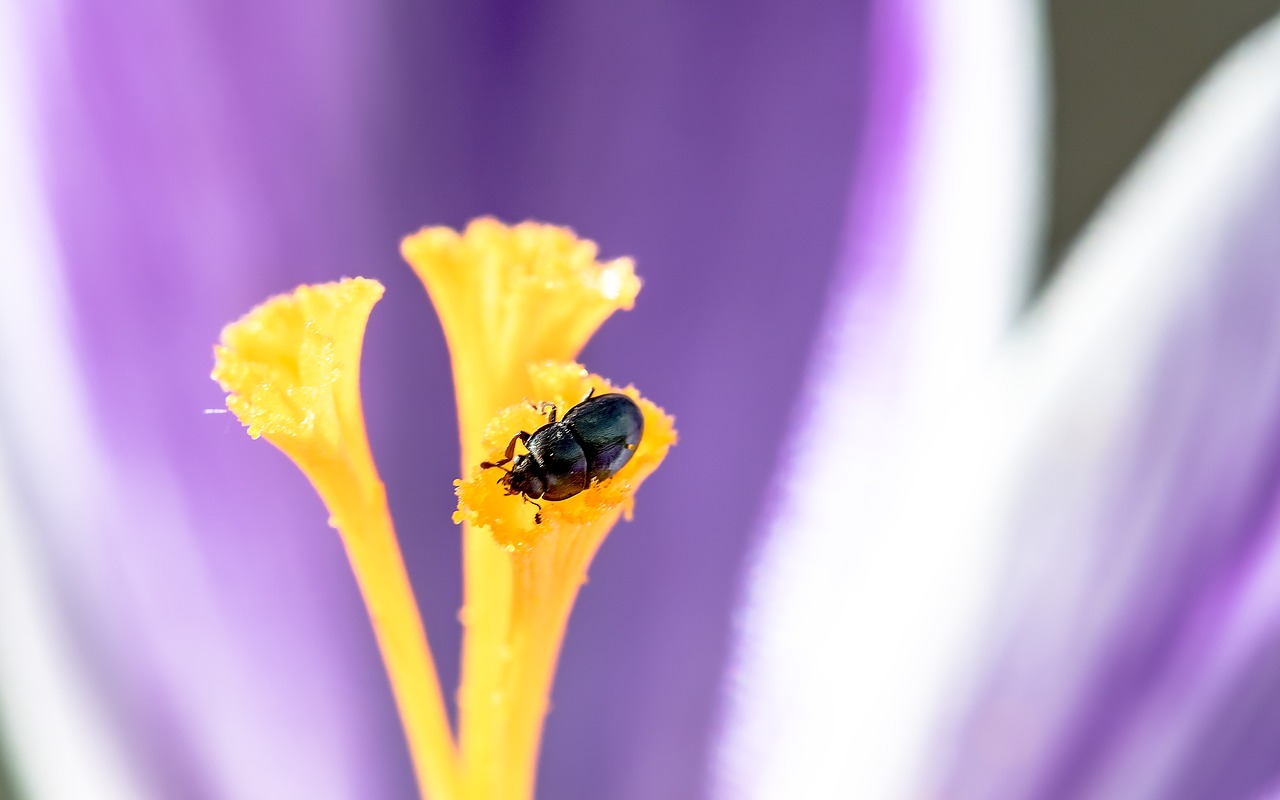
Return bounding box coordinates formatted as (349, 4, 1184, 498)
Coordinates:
(0, 6, 145, 794)
(714, 0, 1045, 796)
(6, 1, 410, 797)
(936, 14, 1280, 800)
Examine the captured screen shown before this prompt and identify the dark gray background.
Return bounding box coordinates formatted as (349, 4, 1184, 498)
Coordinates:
(1043, 0, 1278, 287)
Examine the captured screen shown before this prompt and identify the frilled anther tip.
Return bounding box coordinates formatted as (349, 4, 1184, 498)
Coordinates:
(401, 219, 641, 380)
(455, 361, 676, 550)
(210, 277, 383, 468)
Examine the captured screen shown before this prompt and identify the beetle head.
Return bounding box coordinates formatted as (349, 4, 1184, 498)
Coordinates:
(503, 455, 547, 500)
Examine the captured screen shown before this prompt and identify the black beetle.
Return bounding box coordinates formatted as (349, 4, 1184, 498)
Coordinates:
(481, 388, 644, 522)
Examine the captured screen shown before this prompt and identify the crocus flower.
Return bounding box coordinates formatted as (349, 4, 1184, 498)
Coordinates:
(720, 6, 1280, 800)
(1, 2, 860, 798)
(6, 1, 1278, 799)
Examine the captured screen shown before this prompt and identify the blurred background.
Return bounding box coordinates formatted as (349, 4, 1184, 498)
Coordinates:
(1, 1, 1278, 799)
(1043, 0, 1275, 279)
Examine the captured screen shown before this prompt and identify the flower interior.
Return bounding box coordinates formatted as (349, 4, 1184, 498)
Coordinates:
(212, 219, 673, 800)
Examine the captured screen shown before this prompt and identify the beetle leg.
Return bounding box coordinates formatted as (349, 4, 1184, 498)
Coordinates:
(480, 430, 530, 470)
(518, 494, 543, 524)
(537, 401, 558, 424)
(562, 387, 596, 416)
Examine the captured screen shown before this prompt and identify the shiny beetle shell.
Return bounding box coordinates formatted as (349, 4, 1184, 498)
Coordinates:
(480, 390, 644, 520)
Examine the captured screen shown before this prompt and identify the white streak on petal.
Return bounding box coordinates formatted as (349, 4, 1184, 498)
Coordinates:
(0, 457, 148, 800)
(714, 0, 1045, 797)
(0, 1, 146, 796)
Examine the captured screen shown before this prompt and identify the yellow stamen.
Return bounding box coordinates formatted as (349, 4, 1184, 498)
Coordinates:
(211, 278, 459, 800)
(455, 361, 676, 799)
(402, 220, 659, 799)
(212, 221, 671, 800)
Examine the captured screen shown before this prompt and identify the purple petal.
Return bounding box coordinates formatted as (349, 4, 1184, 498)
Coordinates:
(15, 2, 875, 799)
(16, 0, 410, 796)
(363, 6, 875, 798)
(935, 15, 1280, 800)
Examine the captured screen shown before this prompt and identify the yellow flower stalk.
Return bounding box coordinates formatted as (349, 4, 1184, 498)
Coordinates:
(212, 219, 674, 800)
(211, 278, 459, 800)
(452, 361, 675, 799)
(403, 219, 671, 799)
